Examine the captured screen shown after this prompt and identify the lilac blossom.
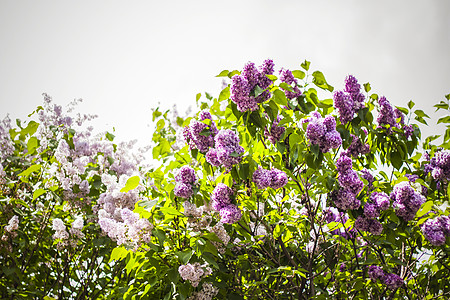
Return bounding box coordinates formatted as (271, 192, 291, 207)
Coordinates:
(333, 154, 363, 210)
(219, 204, 242, 224)
(421, 216, 450, 246)
(175, 166, 197, 185)
(206, 129, 244, 169)
(391, 181, 425, 221)
(179, 263, 212, 287)
(230, 59, 275, 112)
(279, 69, 302, 100)
(174, 183, 194, 199)
(361, 169, 374, 189)
(304, 113, 342, 153)
(210, 183, 233, 211)
(264, 115, 286, 144)
(425, 150, 450, 182)
(377, 96, 398, 130)
(345, 134, 370, 157)
(333, 75, 366, 124)
(368, 265, 385, 281)
(355, 215, 383, 235)
(183, 113, 218, 153)
(383, 273, 404, 290)
(252, 167, 288, 190)
(0, 116, 14, 162)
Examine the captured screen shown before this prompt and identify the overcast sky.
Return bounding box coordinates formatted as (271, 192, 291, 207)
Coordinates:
(1, 0, 449, 143)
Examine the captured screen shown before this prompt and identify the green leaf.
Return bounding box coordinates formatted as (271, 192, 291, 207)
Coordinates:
(301, 60, 310, 71)
(363, 83, 371, 93)
(18, 164, 41, 177)
(216, 70, 229, 77)
(109, 246, 128, 263)
(120, 176, 140, 193)
(22, 121, 39, 136)
(408, 100, 415, 109)
(414, 109, 430, 118)
(196, 93, 201, 101)
(176, 249, 193, 264)
(273, 89, 287, 106)
(159, 207, 184, 216)
(437, 116, 450, 124)
(292, 70, 305, 80)
(219, 86, 230, 101)
(390, 151, 402, 170)
(417, 201, 433, 218)
(137, 199, 158, 210)
(33, 188, 46, 200)
(27, 136, 39, 154)
(105, 132, 115, 141)
(312, 71, 333, 92)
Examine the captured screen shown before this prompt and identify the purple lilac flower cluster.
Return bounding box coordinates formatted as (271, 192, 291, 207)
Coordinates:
(333, 75, 366, 124)
(354, 192, 389, 235)
(264, 115, 286, 144)
(331, 154, 363, 210)
(344, 133, 370, 157)
(252, 167, 288, 190)
(405, 173, 428, 196)
(377, 97, 413, 138)
(323, 207, 355, 239)
(368, 266, 404, 290)
(206, 129, 244, 169)
(174, 166, 197, 199)
(304, 112, 342, 153)
(425, 150, 450, 182)
(361, 169, 374, 189)
(391, 181, 425, 221)
(230, 59, 275, 112)
(183, 111, 219, 153)
(279, 69, 302, 100)
(421, 216, 450, 246)
(210, 183, 241, 224)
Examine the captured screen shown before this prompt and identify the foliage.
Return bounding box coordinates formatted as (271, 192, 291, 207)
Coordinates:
(1, 61, 450, 299)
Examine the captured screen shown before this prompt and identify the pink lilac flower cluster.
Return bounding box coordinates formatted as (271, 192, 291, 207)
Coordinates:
(303, 112, 342, 153)
(279, 69, 302, 100)
(174, 166, 197, 199)
(421, 216, 450, 246)
(332, 75, 366, 124)
(391, 181, 425, 221)
(178, 262, 212, 287)
(230, 59, 275, 112)
(368, 266, 404, 290)
(183, 111, 218, 153)
(208, 222, 230, 254)
(52, 218, 69, 249)
(331, 154, 363, 210)
(344, 134, 370, 157)
(183, 201, 212, 232)
(210, 183, 241, 224)
(187, 282, 219, 300)
(264, 115, 286, 144)
(98, 208, 153, 250)
(206, 129, 244, 169)
(425, 150, 450, 182)
(252, 167, 288, 190)
(354, 192, 389, 235)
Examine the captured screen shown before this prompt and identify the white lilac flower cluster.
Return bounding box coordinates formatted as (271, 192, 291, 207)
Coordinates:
(208, 222, 230, 254)
(391, 181, 425, 221)
(421, 215, 450, 246)
(0, 116, 14, 162)
(178, 262, 212, 287)
(183, 201, 211, 232)
(187, 282, 219, 300)
(206, 129, 244, 169)
(174, 166, 197, 199)
(303, 112, 342, 153)
(2, 215, 19, 240)
(68, 216, 85, 247)
(52, 218, 69, 249)
(210, 183, 242, 224)
(252, 167, 288, 190)
(98, 208, 153, 250)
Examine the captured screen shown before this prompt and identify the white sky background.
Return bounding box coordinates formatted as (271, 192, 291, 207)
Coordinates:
(1, 0, 449, 146)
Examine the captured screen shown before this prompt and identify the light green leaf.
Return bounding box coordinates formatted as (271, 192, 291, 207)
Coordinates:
(417, 201, 433, 218)
(219, 86, 230, 101)
(120, 176, 140, 193)
(18, 164, 41, 177)
(273, 89, 287, 106)
(216, 70, 229, 77)
(33, 188, 46, 200)
(109, 246, 128, 263)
